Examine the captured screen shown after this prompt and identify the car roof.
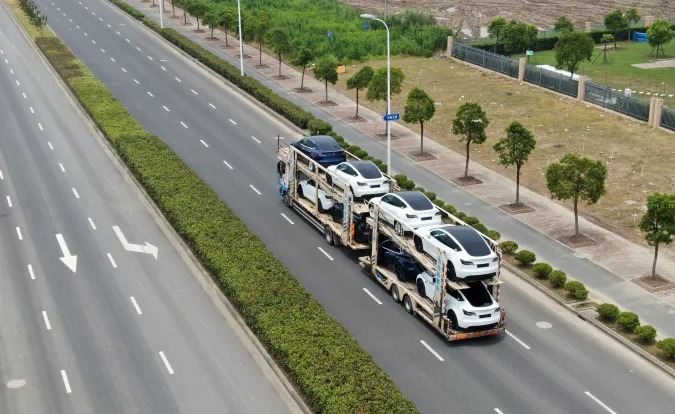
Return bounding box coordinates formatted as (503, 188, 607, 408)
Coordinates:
(347, 161, 382, 178)
(396, 191, 434, 210)
(440, 226, 492, 256)
(309, 135, 342, 151)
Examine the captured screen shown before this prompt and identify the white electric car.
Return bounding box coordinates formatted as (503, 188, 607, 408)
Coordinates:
(368, 191, 442, 235)
(415, 273, 501, 330)
(326, 161, 389, 199)
(297, 179, 335, 212)
(413, 225, 499, 281)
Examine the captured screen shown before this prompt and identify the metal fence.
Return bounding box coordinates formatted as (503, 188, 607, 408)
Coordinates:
(523, 65, 578, 97)
(662, 105, 675, 131)
(452, 42, 519, 78)
(583, 82, 651, 121)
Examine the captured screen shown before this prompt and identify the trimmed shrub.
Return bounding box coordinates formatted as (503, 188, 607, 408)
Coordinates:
(532, 262, 553, 279)
(465, 216, 480, 226)
(617, 312, 640, 333)
(514, 250, 536, 265)
(501, 240, 518, 254)
(565, 280, 588, 300)
(308, 118, 333, 135)
(424, 191, 436, 201)
(432, 199, 445, 209)
(454, 211, 468, 221)
(634, 325, 657, 343)
(657, 338, 675, 358)
(393, 174, 408, 186)
(565, 280, 583, 293)
(548, 270, 567, 288)
(597, 303, 620, 322)
(401, 179, 416, 191)
(414, 186, 426, 193)
(486, 229, 501, 241)
(353, 149, 368, 159)
(113, 0, 145, 19)
(443, 203, 457, 215)
(471, 223, 488, 234)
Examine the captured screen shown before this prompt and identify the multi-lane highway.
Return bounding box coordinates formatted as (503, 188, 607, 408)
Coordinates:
(16, 0, 675, 412)
(0, 3, 302, 413)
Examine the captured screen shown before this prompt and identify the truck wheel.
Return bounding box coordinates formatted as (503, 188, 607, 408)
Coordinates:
(413, 235, 424, 252)
(297, 186, 304, 198)
(448, 310, 459, 331)
(394, 221, 403, 236)
(416, 280, 425, 297)
(394, 265, 405, 282)
(391, 286, 400, 303)
(324, 225, 334, 245)
(403, 295, 413, 314)
(283, 194, 293, 208)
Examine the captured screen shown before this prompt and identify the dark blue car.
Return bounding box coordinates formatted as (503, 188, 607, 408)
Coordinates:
(291, 135, 346, 170)
(378, 238, 421, 282)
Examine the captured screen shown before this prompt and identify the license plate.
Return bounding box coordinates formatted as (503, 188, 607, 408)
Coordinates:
(370, 185, 380, 188)
(477, 263, 489, 268)
(479, 314, 491, 319)
(421, 217, 432, 221)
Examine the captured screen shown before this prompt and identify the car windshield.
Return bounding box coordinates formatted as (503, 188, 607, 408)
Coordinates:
(461, 283, 493, 307)
(312, 136, 342, 152)
(399, 191, 433, 211)
(351, 161, 382, 179)
(443, 226, 492, 257)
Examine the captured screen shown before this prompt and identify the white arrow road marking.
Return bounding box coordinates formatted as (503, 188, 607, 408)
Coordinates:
(56, 234, 77, 273)
(112, 226, 158, 259)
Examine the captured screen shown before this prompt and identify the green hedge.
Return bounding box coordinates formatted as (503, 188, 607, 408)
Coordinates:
(34, 34, 417, 414)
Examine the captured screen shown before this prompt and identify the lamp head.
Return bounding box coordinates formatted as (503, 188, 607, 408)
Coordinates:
(360, 13, 377, 19)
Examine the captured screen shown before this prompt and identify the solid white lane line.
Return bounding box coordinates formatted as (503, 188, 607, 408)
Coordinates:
(180, 121, 188, 128)
(42, 311, 52, 330)
(136, 46, 141, 51)
(133, 79, 139, 84)
(125, 38, 130, 43)
(163, 105, 170, 112)
(59, 163, 66, 172)
(121, 67, 127, 72)
(15, 79, 20, 86)
(110, 57, 115, 62)
(190, 89, 198, 95)
(362, 288, 383, 305)
(585, 392, 617, 414)
(280, 213, 294, 224)
(420, 340, 445, 361)
(28, 264, 35, 280)
(147, 91, 154, 97)
(48, 141, 54, 150)
(130, 297, 142, 315)
(22, 92, 26, 99)
(505, 330, 531, 350)
(249, 185, 261, 195)
(72, 188, 80, 199)
(29, 106, 34, 113)
(251, 136, 261, 144)
(158, 351, 174, 374)
(174, 76, 181, 83)
(60, 370, 72, 393)
(107, 253, 117, 268)
(317, 246, 334, 261)
(88, 217, 97, 230)
(16, 227, 22, 240)
(222, 160, 233, 169)
(160, 65, 166, 71)
(208, 103, 216, 109)
(148, 56, 154, 61)
(6, 196, 12, 207)
(200, 140, 209, 148)
(494, 409, 505, 414)
(229, 118, 236, 125)
(38, 122, 43, 131)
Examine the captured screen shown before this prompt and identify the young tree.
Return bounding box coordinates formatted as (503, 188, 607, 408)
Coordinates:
(367, 67, 405, 134)
(604, 9, 628, 48)
(248, 10, 270, 66)
(545, 154, 607, 237)
(186, 0, 209, 32)
(29, 8, 47, 35)
(451, 102, 489, 178)
(502, 20, 530, 55)
(291, 46, 314, 91)
(526, 24, 539, 52)
(647, 19, 674, 58)
(493, 122, 536, 205)
(218, 6, 236, 47)
(170, 0, 176, 18)
(313, 56, 338, 102)
(203, 11, 220, 39)
(554, 16, 574, 33)
(600, 34, 614, 63)
(625, 8, 641, 41)
(403, 88, 436, 154)
(639, 193, 675, 277)
(554, 31, 594, 77)
(265, 28, 291, 77)
(488, 17, 507, 53)
(346, 66, 374, 118)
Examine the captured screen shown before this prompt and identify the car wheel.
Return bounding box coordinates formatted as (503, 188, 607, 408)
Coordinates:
(326, 175, 333, 186)
(413, 235, 424, 253)
(324, 225, 334, 245)
(297, 186, 304, 198)
(394, 221, 403, 236)
(309, 162, 316, 172)
(448, 310, 459, 331)
(391, 285, 400, 303)
(283, 194, 292, 208)
(403, 295, 414, 314)
(416, 279, 426, 297)
(318, 203, 326, 213)
(447, 263, 458, 281)
(349, 185, 357, 198)
(394, 265, 405, 282)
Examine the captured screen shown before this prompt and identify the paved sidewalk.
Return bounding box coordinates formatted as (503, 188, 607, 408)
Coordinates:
(131, 0, 675, 337)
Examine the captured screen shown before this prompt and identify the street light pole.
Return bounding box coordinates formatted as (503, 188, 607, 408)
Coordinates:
(237, 0, 244, 76)
(361, 14, 391, 175)
(159, 0, 164, 28)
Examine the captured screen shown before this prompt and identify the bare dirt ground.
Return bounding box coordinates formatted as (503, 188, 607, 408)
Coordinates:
(342, 0, 675, 38)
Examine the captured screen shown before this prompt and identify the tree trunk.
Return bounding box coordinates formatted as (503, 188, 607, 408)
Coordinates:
(355, 88, 359, 117)
(210, 28, 214, 39)
(574, 197, 579, 236)
(652, 243, 659, 277)
(420, 121, 424, 154)
(225, 30, 229, 47)
(515, 164, 521, 204)
(301, 67, 305, 89)
(278, 53, 282, 77)
(259, 43, 262, 66)
(325, 79, 328, 102)
(172, 2, 175, 18)
(197, 19, 200, 31)
(464, 141, 470, 177)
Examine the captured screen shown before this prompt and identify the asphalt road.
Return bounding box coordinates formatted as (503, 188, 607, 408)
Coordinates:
(30, 0, 675, 413)
(0, 4, 299, 413)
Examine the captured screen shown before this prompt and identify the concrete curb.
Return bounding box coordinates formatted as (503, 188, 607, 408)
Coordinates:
(4, 2, 311, 412)
(503, 261, 675, 378)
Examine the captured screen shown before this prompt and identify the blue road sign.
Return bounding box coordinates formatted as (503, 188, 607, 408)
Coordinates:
(383, 113, 400, 121)
(328, 30, 333, 39)
(364, 22, 369, 31)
